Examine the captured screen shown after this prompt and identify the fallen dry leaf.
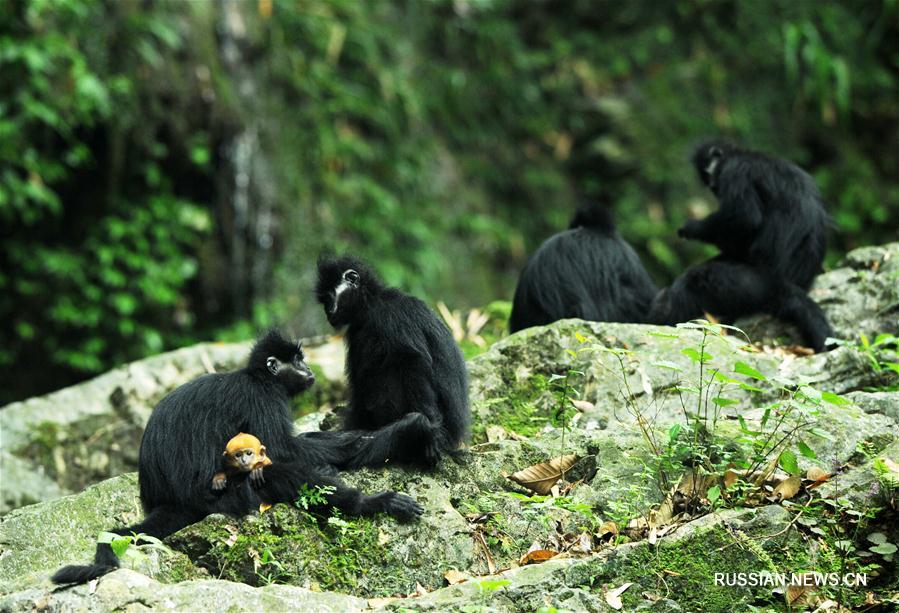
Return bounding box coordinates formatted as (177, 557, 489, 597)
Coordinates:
(367, 597, 398, 607)
(597, 521, 619, 540)
(724, 469, 741, 489)
(649, 498, 675, 528)
(507, 454, 579, 495)
(443, 569, 468, 585)
(570, 399, 595, 412)
(771, 475, 802, 501)
(604, 582, 634, 610)
(806, 466, 830, 485)
(519, 549, 558, 565)
(785, 573, 816, 605)
(676, 471, 717, 498)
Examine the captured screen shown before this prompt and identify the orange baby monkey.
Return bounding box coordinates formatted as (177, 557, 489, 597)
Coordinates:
(212, 432, 273, 490)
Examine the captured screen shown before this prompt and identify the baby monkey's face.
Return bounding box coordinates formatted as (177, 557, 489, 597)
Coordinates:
(229, 447, 262, 470)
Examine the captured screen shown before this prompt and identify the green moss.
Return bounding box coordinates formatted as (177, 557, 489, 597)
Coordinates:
(194, 505, 397, 595)
(472, 373, 554, 442)
(568, 517, 815, 612)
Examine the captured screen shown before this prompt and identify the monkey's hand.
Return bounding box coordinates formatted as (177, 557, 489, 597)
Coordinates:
(677, 219, 702, 239)
(423, 438, 441, 468)
(383, 492, 425, 522)
(212, 473, 227, 490)
(249, 466, 266, 487)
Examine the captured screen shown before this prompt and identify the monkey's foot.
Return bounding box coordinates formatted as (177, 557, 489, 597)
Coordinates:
(384, 493, 424, 522)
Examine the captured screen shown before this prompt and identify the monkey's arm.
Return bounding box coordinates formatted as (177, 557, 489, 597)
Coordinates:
(211, 471, 228, 490)
(679, 170, 763, 247)
(248, 456, 273, 487)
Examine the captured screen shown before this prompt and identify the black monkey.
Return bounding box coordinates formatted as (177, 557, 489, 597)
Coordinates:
(52, 330, 422, 585)
(650, 141, 834, 351)
(509, 201, 658, 333)
(315, 255, 470, 468)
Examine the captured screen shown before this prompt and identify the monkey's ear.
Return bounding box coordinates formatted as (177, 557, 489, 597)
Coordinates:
(709, 145, 723, 159)
(266, 357, 279, 375)
(222, 450, 228, 456)
(259, 445, 267, 456)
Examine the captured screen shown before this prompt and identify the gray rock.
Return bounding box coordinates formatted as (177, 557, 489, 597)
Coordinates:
(0, 569, 366, 612)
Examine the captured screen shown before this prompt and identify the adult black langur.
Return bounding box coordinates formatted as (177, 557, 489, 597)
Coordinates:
(509, 200, 658, 333)
(650, 141, 834, 352)
(52, 330, 422, 586)
(314, 255, 470, 469)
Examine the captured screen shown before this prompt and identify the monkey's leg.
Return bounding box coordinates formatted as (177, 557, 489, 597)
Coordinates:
(774, 282, 834, 352)
(256, 462, 423, 522)
(650, 259, 770, 325)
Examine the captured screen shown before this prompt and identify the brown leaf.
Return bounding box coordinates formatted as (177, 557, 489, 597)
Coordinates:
(367, 597, 398, 608)
(724, 469, 741, 489)
(507, 455, 579, 495)
(650, 498, 675, 528)
(676, 471, 717, 497)
(771, 475, 802, 501)
(806, 466, 830, 483)
(443, 569, 468, 585)
(785, 574, 816, 605)
(597, 521, 619, 540)
(519, 549, 558, 565)
(570, 399, 594, 412)
(604, 582, 634, 610)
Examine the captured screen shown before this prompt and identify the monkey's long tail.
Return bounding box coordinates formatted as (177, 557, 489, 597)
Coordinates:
(51, 506, 199, 585)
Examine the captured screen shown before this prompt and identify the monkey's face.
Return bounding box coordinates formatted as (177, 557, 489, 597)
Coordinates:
(316, 256, 374, 327)
(228, 447, 260, 471)
(266, 351, 315, 395)
(692, 143, 725, 191)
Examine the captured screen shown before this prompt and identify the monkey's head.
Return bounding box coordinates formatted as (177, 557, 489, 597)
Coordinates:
(223, 432, 267, 471)
(315, 255, 383, 328)
(248, 329, 315, 395)
(692, 141, 733, 192)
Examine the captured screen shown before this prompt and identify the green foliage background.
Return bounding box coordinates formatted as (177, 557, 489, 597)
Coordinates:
(1, 0, 897, 402)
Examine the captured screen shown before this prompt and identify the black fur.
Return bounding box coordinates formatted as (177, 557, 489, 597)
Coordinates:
(509, 201, 658, 333)
(51, 330, 422, 585)
(650, 141, 834, 351)
(315, 255, 470, 468)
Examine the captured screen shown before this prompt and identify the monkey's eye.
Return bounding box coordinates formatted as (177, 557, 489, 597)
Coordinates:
(342, 269, 360, 285)
(266, 357, 279, 375)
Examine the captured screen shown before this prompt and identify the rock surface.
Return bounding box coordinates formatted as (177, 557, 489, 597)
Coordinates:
(1, 242, 898, 610)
